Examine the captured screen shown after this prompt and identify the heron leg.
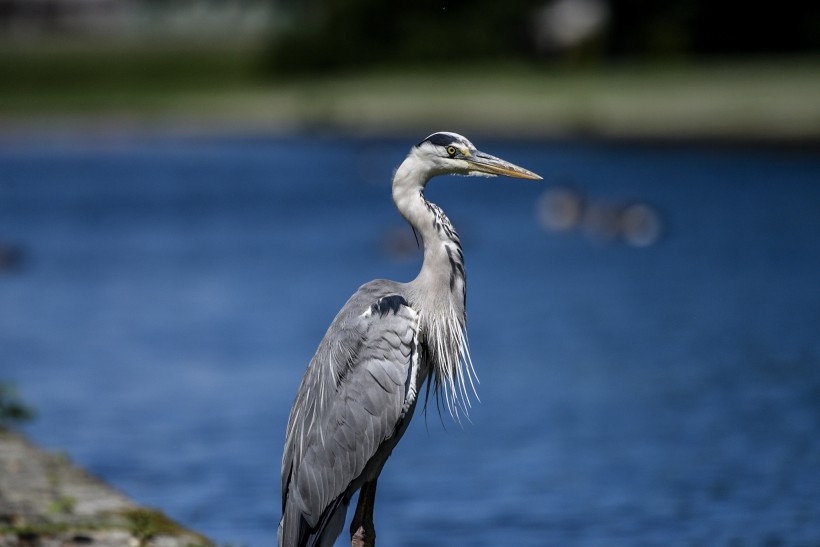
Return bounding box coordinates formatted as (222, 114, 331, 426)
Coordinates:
(350, 478, 378, 547)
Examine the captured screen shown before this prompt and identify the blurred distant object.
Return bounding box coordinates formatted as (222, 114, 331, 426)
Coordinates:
(537, 186, 663, 247)
(0, 383, 35, 428)
(536, 185, 585, 231)
(619, 202, 663, 247)
(532, 0, 609, 53)
(0, 242, 24, 272)
(381, 225, 421, 262)
(0, 0, 273, 42)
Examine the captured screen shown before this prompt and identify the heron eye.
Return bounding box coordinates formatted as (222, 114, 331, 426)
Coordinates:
(446, 146, 457, 156)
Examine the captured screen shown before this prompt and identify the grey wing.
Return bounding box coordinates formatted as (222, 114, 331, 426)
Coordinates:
(279, 287, 423, 547)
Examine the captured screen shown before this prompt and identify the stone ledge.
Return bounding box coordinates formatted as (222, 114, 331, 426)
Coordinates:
(0, 430, 211, 547)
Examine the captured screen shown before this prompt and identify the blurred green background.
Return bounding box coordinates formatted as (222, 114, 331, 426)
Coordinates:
(1, 0, 819, 140)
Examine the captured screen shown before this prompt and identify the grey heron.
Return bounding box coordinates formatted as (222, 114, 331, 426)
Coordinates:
(279, 132, 541, 547)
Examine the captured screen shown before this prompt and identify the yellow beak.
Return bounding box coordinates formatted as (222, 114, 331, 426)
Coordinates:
(465, 150, 542, 180)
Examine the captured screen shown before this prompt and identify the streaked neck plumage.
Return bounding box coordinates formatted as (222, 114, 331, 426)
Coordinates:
(392, 150, 476, 417)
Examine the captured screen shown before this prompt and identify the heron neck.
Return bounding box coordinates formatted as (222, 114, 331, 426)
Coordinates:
(392, 157, 466, 312)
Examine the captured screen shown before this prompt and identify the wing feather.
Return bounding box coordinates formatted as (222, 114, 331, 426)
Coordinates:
(279, 282, 422, 547)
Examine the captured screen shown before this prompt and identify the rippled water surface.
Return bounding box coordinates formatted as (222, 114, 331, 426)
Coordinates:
(2, 136, 819, 545)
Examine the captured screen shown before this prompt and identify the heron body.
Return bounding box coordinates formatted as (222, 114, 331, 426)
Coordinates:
(279, 132, 541, 547)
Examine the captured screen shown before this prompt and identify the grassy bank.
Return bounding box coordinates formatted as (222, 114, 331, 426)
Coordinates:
(1, 44, 819, 141)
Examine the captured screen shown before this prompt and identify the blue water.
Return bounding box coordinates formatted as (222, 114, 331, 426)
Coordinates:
(1, 135, 819, 546)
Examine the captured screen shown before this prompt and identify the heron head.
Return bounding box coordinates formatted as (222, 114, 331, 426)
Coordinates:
(414, 131, 542, 180)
